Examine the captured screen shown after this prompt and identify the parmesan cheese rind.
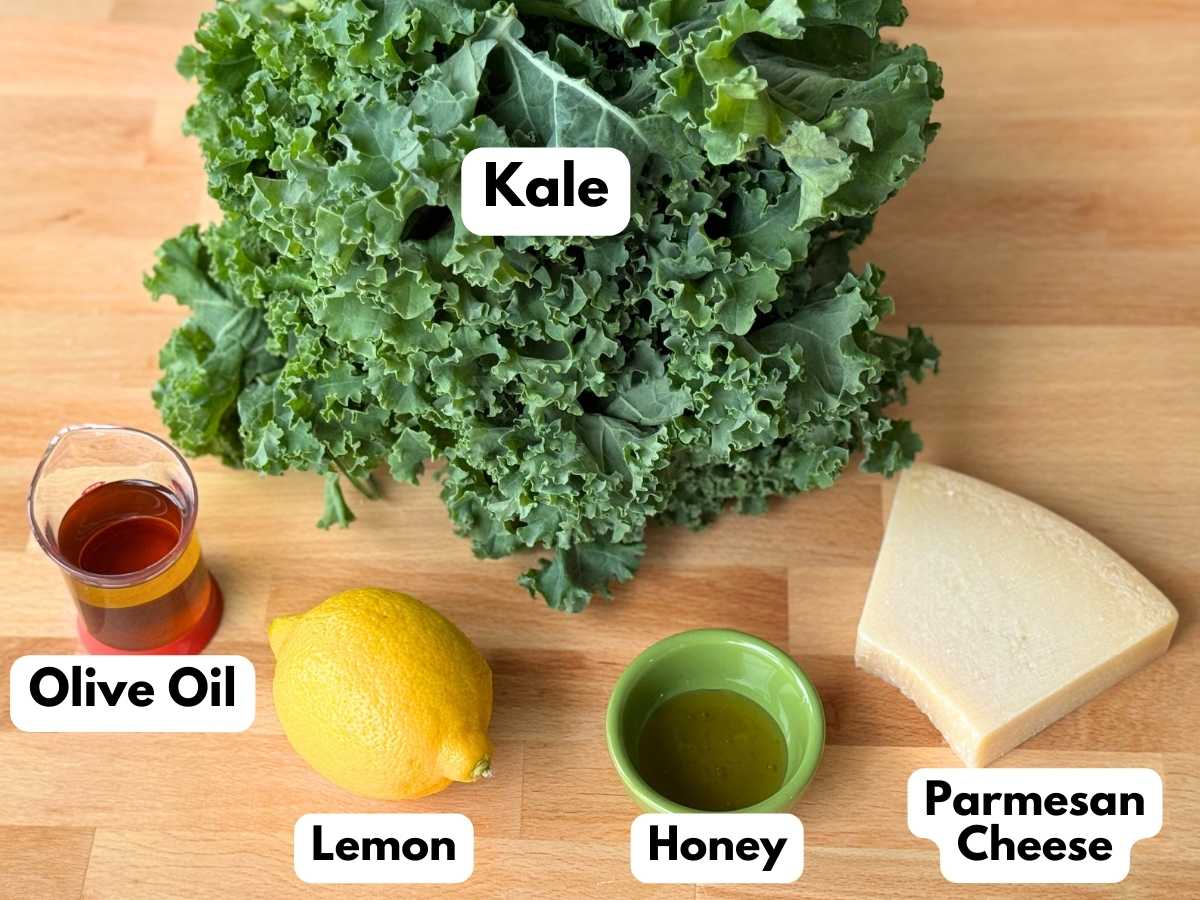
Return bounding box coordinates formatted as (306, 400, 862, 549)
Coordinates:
(855, 464, 1178, 767)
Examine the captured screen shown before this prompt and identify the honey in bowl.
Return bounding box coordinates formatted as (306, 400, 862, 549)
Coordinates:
(636, 688, 788, 812)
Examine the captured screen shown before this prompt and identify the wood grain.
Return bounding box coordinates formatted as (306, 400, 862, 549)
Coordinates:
(0, 1, 1197, 897)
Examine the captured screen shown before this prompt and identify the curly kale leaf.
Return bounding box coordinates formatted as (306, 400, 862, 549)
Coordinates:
(147, 223, 277, 466)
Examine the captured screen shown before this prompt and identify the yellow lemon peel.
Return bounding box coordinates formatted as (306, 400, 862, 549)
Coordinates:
(269, 588, 493, 800)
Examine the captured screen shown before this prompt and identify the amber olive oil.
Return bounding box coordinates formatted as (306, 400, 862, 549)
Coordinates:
(635, 689, 787, 811)
(56, 479, 212, 650)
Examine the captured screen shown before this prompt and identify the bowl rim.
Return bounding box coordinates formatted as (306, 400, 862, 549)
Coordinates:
(605, 627, 826, 814)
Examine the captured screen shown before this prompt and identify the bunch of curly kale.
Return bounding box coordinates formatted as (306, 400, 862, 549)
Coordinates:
(148, 0, 942, 610)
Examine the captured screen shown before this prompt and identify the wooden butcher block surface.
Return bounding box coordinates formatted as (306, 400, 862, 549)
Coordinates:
(0, 1, 1197, 897)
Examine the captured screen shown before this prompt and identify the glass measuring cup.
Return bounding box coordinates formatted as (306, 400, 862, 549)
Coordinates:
(27, 425, 223, 654)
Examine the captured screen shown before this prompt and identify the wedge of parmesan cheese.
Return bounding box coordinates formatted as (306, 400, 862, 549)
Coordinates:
(855, 463, 1177, 767)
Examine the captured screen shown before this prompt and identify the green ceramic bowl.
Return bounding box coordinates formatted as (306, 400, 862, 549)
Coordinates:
(605, 629, 825, 814)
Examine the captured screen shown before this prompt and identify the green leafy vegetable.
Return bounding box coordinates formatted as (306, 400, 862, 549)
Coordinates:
(148, 0, 942, 610)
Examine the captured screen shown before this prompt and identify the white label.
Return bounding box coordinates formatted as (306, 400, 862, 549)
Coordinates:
(294, 814, 473, 884)
(460, 147, 631, 236)
(908, 768, 1163, 884)
(630, 814, 804, 884)
(9, 655, 255, 733)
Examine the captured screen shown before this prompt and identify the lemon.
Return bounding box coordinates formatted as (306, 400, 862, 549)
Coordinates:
(268, 588, 493, 800)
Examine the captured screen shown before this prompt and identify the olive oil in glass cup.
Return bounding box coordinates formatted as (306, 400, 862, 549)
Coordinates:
(28, 425, 223, 653)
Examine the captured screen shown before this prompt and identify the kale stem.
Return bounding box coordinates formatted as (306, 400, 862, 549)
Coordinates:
(334, 459, 380, 500)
